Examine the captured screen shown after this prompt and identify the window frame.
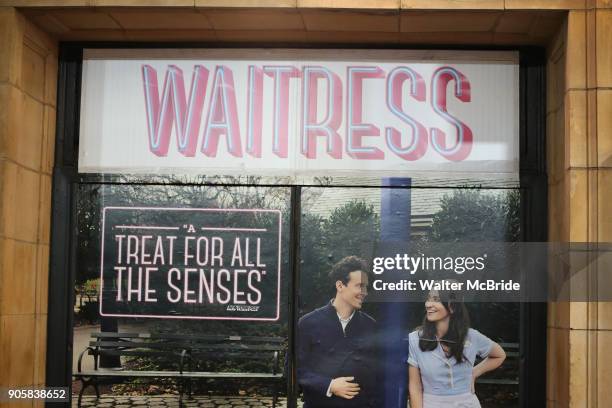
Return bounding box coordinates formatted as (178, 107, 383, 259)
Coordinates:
(47, 43, 547, 408)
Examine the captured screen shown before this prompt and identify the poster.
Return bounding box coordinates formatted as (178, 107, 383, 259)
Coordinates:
(99, 207, 282, 321)
(79, 49, 519, 178)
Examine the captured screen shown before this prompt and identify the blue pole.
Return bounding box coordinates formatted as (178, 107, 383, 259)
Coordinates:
(380, 177, 411, 408)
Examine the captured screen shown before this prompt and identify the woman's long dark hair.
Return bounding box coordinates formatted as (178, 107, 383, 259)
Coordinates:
(418, 290, 470, 363)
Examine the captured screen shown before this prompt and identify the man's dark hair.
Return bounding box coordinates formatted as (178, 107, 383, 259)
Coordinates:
(329, 256, 369, 286)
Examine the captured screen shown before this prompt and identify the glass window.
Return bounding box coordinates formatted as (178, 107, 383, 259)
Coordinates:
(298, 185, 521, 408)
(73, 179, 290, 402)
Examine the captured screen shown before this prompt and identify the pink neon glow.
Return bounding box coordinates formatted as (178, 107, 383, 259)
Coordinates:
(99, 207, 282, 322)
(347, 66, 386, 160)
(115, 225, 180, 230)
(142, 65, 208, 157)
(246, 65, 264, 158)
(301, 66, 343, 159)
(201, 227, 268, 232)
(201, 66, 243, 158)
(263, 66, 301, 158)
(430, 66, 473, 162)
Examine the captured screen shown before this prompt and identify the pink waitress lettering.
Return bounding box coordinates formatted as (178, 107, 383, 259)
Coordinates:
(246, 65, 264, 158)
(263, 65, 301, 158)
(385, 66, 428, 161)
(142, 64, 208, 157)
(301, 66, 343, 159)
(141, 64, 474, 162)
(346, 66, 386, 160)
(430, 66, 473, 162)
(201, 66, 242, 158)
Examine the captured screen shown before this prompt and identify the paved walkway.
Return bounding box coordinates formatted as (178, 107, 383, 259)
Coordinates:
(74, 396, 298, 407)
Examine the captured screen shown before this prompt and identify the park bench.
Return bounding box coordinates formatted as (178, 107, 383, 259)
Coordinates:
(74, 332, 285, 408)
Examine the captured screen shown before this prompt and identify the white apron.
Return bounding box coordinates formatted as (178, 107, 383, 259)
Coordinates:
(423, 392, 482, 408)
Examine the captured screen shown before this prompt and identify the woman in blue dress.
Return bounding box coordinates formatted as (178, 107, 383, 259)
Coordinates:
(407, 289, 506, 408)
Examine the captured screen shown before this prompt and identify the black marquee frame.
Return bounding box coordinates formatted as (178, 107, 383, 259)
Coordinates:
(46, 43, 547, 408)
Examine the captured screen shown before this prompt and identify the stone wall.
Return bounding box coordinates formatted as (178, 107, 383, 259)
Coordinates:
(546, 5, 612, 408)
(0, 7, 57, 407)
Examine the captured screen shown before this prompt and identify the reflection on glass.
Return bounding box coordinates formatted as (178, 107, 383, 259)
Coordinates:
(298, 186, 520, 408)
(73, 183, 290, 402)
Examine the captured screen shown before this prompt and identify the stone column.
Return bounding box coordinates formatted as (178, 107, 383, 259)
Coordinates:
(0, 7, 57, 407)
(546, 4, 612, 407)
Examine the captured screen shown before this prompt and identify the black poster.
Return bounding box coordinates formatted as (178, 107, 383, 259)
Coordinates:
(99, 207, 282, 320)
